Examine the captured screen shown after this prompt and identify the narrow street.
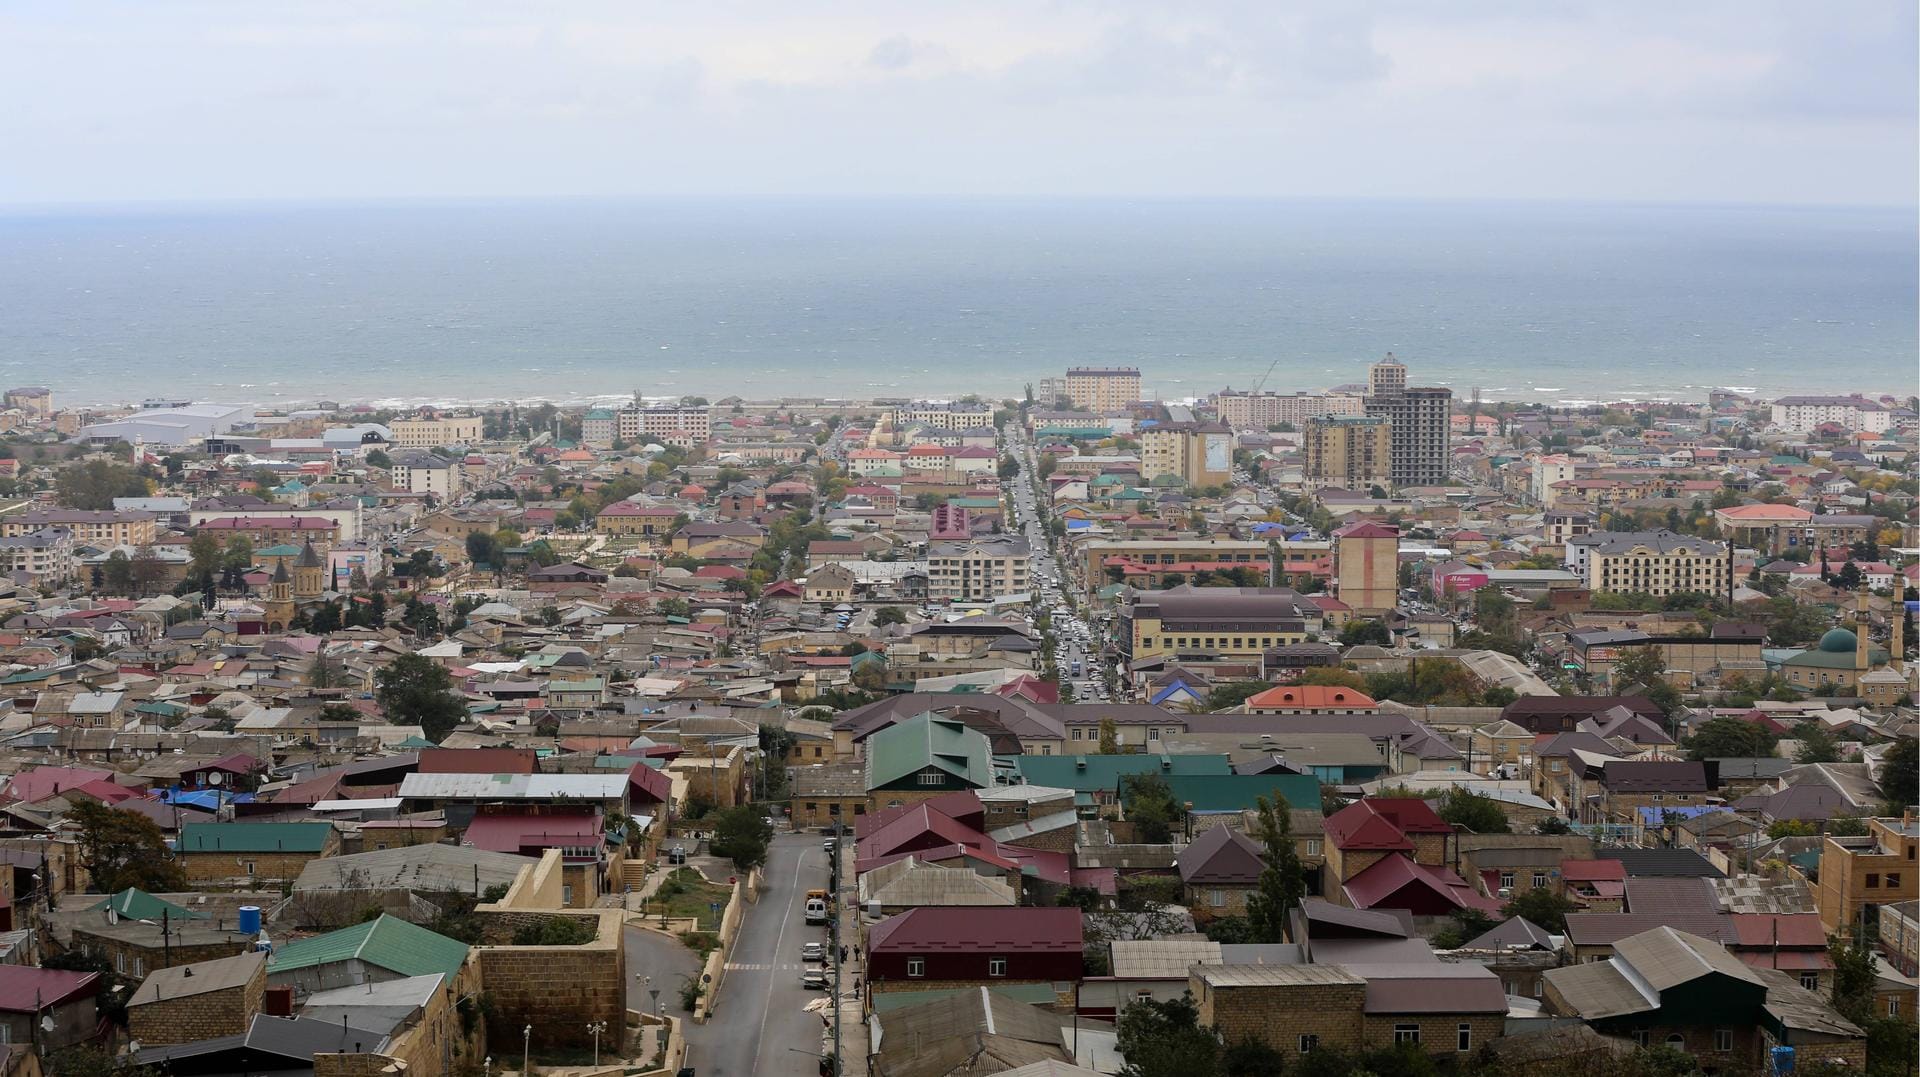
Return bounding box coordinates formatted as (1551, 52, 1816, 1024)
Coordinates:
(670, 832, 833, 1076)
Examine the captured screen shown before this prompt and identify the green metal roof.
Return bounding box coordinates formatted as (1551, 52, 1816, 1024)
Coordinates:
(547, 678, 606, 692)
(178, 821, 335, 854)
(1009, 753, 1233, 794)
(256, 543, 303, 557)
(397, 735, 438, 748)
(99, 888, 206, 922)
(268, 915, 469, 979)
(1128, 773, 1323, 814)
(865, 712, 994, 790)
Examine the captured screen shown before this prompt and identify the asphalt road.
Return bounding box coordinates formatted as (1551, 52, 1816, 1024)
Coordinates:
(680, 832, 834, 1077)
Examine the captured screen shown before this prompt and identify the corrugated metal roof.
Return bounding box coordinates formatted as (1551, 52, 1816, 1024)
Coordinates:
(868, 907, 1081, 954)
(129, 952, 264, 1005)
(1348, 962, 1509, 1014)
(397, 772, 630, 799)
(1195, 964, 1364, 988)
(178, 821, 334, 853)
(268, 915, 469, 979)
(1110, 940, 1222, 979)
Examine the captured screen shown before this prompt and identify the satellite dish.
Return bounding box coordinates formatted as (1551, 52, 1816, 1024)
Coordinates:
(40, 1016, 53, 1032)
(207, 772, 223, 786)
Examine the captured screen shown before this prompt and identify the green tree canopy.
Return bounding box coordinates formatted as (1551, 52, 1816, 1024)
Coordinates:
(1115, 993, 1221, 1077)
(71, 800, 185, 894)
(1685, 716, 1778, 761)
(1244, 794, 1305, 944)
(374, 652, 468, 743)
(1121, 774, 1180, 844)
(1501, 887, 1577, 933)
(1436, 788, 1511, 834)
(710, 804, 774, 871)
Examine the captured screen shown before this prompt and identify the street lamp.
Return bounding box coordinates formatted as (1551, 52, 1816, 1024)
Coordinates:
(587, 1021, 607, 1067)
(522, 1024, 532, 1077)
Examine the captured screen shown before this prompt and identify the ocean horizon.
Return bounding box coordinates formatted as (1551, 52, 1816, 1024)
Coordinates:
(1, 196, 1913, 409)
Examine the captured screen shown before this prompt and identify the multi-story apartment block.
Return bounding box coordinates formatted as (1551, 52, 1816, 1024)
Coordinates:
(580, 409, 616, 448)
(1079, 539, 1271, 594)
(1529, 454, 1580, 506)
(3, 387, 52, 418)
(1362, 354, 1451, 488)
(1215, 390, 1365, 431)
(389, 451, 464, 500)
(1140, 421, 1233, 488)
(1034, 377, 1067, 409)
(926, 535, 1030, 602)
(1811, 816, 1918, 937)
(1332, 520, 1398, 615)
(0, 527, 75, 587)
(1121, 586, 1310, 662)
(1, 509, 156, 547)
(615, 404, 712, 447)
(893, 402, 995, 430)
(1304, 415, 1392, 488)
(1064, 367, 1142, 411)
(1770, 395, 1893, 434)
(388, 414, 484, 448)
(1565, 529, 1732, 598)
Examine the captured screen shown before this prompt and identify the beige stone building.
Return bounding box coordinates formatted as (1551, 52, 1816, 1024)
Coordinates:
(127, 951, 266, 1047)
(1140, 422, 1233, 488)
(388, 414, 484, 448)
(1064, 367, 1141, 411)
(1304, 415, 1392, 489)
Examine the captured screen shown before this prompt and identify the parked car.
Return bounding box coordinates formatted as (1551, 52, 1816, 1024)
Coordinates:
(801, 970, 831, 990)
(801, 942, 828, 962)
(666, 845, 687, 864)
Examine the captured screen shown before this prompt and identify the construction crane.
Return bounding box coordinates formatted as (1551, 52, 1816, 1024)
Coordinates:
(1249, 358, 1281, 395)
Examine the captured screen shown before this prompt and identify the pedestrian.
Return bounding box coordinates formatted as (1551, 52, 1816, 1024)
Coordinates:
(839, 944, 848, 964)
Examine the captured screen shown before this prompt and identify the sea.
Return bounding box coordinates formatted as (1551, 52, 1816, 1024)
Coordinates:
(0, 197, 1913, 409)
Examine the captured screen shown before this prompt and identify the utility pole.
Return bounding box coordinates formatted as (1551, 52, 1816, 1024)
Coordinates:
(830, 825, 843, 1076)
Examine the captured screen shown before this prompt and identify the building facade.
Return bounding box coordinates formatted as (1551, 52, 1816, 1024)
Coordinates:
(1216, 391, 1365, 431)
(389, 414, 484, 448)
(927, 535, 1031, 602)
(1064, 367, 1142, 411)
(1305, 415, 1393, 489)
(1141, 422, 1233, 487)
(1566, 530, 1732, 598)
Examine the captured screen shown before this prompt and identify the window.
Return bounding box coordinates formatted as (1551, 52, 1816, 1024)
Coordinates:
(245, 861, 257, 876)
(1500, 871, 1515, 890)
(1298, 1035, 1318, 1054)
(1867, 873, 1880, 888)
(1533, 872, 1548, 889)
(1394, 1025, 1420, 1045)
(1457, 1024, 1472, 1052)
(1800, 972, 1820, 991)
(1072, 728, 1084, 740)
(1888, 873, 1903, 889)
(1633, 1030, 1650, 1048)
(988, 957, 1008, 977)
(1665, 1034, 1685, 1049)
(1210, 890, 1225, 908)
(1305, 839, 1321, 856)
(907, 958, 925, 978)
(1713, 1030, 1732, 1052)
(918, 771, 943, 786)
(1040, 745, 1053, 755)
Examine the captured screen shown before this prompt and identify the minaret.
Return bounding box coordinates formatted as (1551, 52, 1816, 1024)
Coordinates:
(1891, 605, 1906, 672)
(1855, 593, 1871, 673)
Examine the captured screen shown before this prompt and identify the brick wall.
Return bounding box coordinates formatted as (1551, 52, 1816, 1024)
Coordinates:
(179, 849, 327, 887)
(128, 968, 263, 1046)
(473, 909, 626, 1051)
(1361, 1013, 1503, 1054)
(1200, 980, 1365, 1054)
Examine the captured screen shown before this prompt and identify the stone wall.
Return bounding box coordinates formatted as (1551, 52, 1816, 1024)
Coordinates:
(179, 849, 326, 887)
(1361, 1013, 1503, 1053)
(128, 971, 263, 1047)
(1198, 980, 1365, 1055)
(474, 908, 626, 1051)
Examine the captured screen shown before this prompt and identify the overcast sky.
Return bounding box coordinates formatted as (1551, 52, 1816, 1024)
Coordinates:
(2, 1, 1913, 206)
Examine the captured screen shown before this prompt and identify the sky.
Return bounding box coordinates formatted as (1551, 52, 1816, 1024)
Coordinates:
(1, 1, 1914, 207)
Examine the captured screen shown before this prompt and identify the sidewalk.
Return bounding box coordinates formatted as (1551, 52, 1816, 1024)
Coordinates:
(832, 844, 870, 1077)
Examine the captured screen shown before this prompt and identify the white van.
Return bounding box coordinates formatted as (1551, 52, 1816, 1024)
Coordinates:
(804, 897, 829, 925)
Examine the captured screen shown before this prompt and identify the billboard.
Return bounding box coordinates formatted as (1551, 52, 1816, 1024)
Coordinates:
(1203, 433, 1231, 473)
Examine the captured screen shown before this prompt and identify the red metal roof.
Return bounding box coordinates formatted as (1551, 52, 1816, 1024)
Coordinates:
(868, 906, 1082, 954)
(1342, 854, 1501, 915)
(0, 968, 99, 1013)
(1730, 913, 1828, 949)
(464, 813, 602, 855)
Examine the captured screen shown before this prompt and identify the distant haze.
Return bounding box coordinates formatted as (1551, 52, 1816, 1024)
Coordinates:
(0, 1, 1913, 207)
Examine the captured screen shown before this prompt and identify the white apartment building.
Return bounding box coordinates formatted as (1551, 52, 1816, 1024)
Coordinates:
(1529, 454, 1580, 506)
(389, 415, 484, 448)
(390, 451, 464, 500)
(1769, 396, 1892, 434)
(927, 535, 1031, 602)
(616, 404, 712, 447)
(1214, 391, 1365, 431)
(0, 527, 75, 587)
(1064, 368, 1142, 411)
(893, 402, 996, 430)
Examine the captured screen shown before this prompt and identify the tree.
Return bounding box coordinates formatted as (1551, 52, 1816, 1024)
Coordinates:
(1501, 887, 1576, 933)
(1686, 716, 1778, 761)
(401, 596, 442, 638)
(71, 800, 185, 893)
(1611, 645, 1681, 715)
(710, 805, 773, 871)
(872, 606, 907, 626)
(1098, 717, 1120, 754)
(55, 458, 149, 510)
(1244, 794, 1305, 944)
(1115, 993, 1221, 1077)
(374, 653, 468, 743)
(1205, 680, 1271, 712)
(1339, 618, 1391, 646)
(102, 550, 134, 595)
(1793, 722, 1843, 764)
(464, 530, 498, 567)
(1121, 774, 1179, 844)
(1296, 666, 1370, 690)
(1881, 735, 1917, 811)
(1436, 788, 1510, 834)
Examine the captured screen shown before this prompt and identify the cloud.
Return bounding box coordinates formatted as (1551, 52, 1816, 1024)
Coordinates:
(0, 0, 1909, 205)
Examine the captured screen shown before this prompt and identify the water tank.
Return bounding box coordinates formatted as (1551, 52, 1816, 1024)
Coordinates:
(237, 905, 262, 935)
(1770, 1046, 1795, 1075)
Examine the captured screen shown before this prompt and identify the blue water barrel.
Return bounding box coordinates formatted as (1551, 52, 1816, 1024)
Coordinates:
(238, 905, 262, 935)
(1770, 1045, 1795, 1075)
